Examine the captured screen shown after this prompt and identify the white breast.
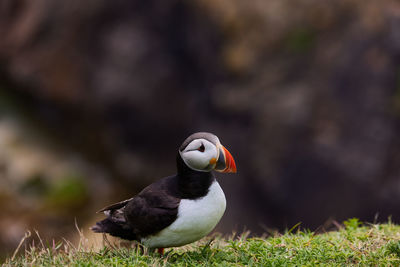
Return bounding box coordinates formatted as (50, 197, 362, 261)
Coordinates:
(141, 180, 226, 248)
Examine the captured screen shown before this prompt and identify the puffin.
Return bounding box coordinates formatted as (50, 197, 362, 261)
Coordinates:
(91, 132, 237, 253)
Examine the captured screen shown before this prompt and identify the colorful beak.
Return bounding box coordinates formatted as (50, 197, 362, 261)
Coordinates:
(215, 144, 237, 173)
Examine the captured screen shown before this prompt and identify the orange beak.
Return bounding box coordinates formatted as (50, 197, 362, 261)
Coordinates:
(215, 145, 237, 173)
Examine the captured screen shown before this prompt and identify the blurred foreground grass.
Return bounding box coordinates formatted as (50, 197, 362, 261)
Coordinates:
(4, 220, 400, 266)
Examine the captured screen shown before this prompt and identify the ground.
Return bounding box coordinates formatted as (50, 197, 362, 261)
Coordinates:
(4, 219, 400, 266)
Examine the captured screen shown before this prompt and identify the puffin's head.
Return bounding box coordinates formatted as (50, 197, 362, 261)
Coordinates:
(179, 132, 237, 173)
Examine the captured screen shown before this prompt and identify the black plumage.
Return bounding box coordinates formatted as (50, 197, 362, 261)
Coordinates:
(91, 152, 215, 240)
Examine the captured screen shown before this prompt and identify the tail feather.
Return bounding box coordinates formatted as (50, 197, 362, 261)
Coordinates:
(91, 218, 137, 240)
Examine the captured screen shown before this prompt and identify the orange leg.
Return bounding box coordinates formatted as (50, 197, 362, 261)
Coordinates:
(157, 248, 164, 255)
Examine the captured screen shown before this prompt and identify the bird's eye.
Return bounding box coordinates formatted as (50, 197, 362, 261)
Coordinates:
(198, 144, 205, 152)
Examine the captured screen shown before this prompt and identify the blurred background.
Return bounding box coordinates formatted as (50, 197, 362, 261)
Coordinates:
(1, 0, 400, 259)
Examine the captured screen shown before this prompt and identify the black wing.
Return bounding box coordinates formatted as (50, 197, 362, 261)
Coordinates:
(124, 177, 180, 238)
(97, 198, 133, 214)
(91, 197, 136, 240)
(92, 176, 180, 240)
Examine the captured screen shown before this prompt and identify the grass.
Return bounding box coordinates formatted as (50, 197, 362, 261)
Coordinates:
(4, 219, 400, 266)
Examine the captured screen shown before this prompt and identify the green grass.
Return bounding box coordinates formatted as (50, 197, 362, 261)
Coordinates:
(4, 219, 400, 266)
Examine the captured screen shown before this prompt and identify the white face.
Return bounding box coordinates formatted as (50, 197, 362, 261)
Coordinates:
(179, 138, 219, 172)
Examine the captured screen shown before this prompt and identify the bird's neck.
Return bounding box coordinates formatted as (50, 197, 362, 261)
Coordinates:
(176, 153, 215, 199)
